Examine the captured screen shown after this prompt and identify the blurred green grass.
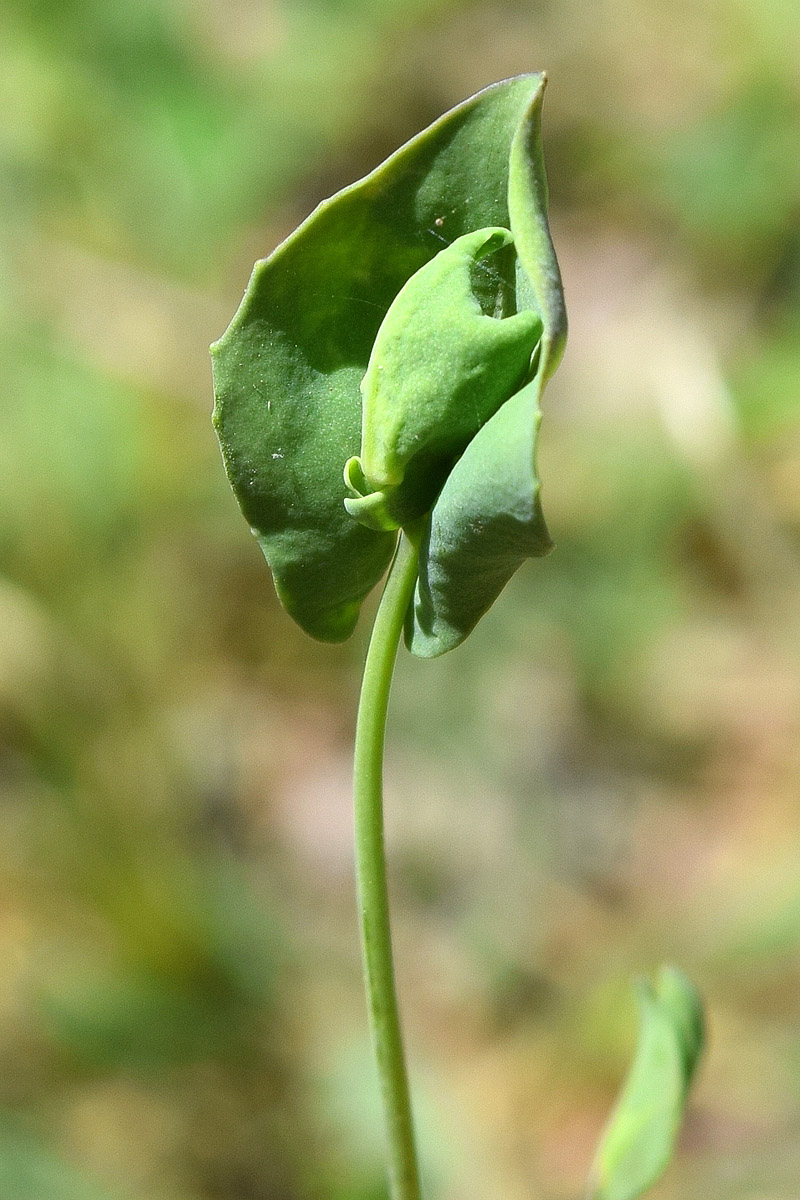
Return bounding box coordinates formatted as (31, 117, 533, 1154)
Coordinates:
(1, 0, 799, 1197)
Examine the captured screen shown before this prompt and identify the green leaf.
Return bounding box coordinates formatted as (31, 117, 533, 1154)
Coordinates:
(405, 73, 566, 656)
(212, 73, 563, 643)
(345, 227, 541, 531)
(406, 378, 553, 656)
(588, 966, 705, 1200)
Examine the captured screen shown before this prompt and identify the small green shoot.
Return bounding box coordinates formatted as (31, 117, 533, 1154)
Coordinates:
(211, 75, 704, 1200)
(589, 967, 705, 1200)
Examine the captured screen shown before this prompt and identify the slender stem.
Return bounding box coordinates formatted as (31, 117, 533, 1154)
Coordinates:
(354, 531, 422, 1200)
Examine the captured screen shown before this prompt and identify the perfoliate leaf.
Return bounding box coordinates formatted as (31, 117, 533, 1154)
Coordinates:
(588, 966, 705, 1200)
(406, 378, 552, 656)
(404, 74, 565, 655)
(212, 74, 566, 646)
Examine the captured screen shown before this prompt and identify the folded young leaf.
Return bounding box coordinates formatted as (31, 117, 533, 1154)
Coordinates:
(346, 227, 541, 531)
(212, 73, 563, 643)
(587, 966, 705, 1200)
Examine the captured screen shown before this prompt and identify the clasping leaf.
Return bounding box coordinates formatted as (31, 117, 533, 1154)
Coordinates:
(212, 74, 566, 650)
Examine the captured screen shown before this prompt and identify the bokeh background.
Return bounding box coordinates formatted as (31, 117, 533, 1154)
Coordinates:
(2, 0, 800, 1197)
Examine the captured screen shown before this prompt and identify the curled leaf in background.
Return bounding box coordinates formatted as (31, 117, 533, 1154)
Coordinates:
(588, 966, 706, 1200)
(211, 73, 566, 654)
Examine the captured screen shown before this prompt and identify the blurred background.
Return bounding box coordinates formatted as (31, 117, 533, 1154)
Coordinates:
(1, 0, 800, 1197)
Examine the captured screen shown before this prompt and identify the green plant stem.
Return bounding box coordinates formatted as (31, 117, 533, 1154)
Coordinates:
(354, 531, 422, 1200)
